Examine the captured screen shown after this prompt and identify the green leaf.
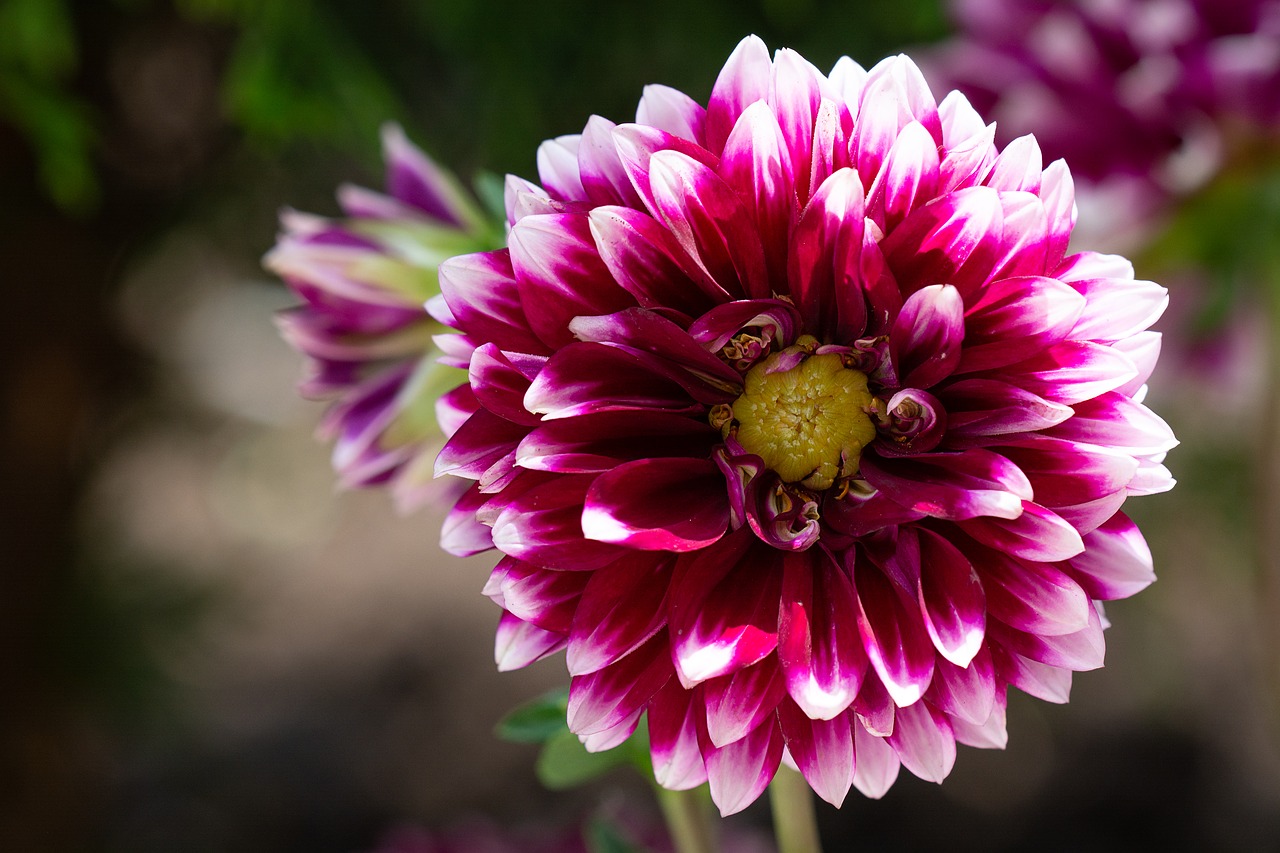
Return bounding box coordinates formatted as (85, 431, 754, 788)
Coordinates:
(535, 729, 628, 790)
(495, 687, 569, 744)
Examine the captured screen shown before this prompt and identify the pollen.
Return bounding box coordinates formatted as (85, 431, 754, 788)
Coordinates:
(730, 352, 877, 491)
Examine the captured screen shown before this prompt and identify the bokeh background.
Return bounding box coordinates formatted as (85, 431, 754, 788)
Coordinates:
(2, 1, 1279, 850)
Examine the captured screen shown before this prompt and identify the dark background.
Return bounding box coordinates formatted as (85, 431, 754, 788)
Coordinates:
(1, 1, 1276, 850)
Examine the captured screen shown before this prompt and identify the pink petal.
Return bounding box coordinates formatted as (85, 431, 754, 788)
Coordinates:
(984, 134, 1042, 193)
(518, 411, 717, 474)
(1063, 511, 1156, 600)
(852, 673, 895, 737)
(991, 341, 1139, 406)
(853, 555, 935, 708)
(440, 481, 494, 557)
(768, 48, 827, 199)
(958, 275, 1087, 373)
(786, 168, 868, 341)
(648, 679, 709, 790)
(468, 344, 544, 427)
(567, 308, 742, 394)
(777, 549, 867, 719)
(1045, 391, 1178, 456)
(720, 100, 796, 286)
(881, 186, 1004, 300)
(699, 715, 785, 816)
(582, 458, 729, 551)
(438, 250, 548, 355)
(1068, 277, 1168, 342)
(992, 644, 1073, 703)
(1039, 159, 1076, 267)
(495, 611, 567, 672)
(706, 35, 774, 154)
(941, 378, 1074, 441)
(568, 553, 673, 676)
(928, 644, 997, 726)
(523, 342, 705, 420)
(536, 134, 586, 202)
(866, 120, 940, 232)
(851, 723, 901, 799)
(950, 687, 1008, 749)
(889, 283, 965, 389)
(587, 206, 726, 314)
(567, 634, 672, 735)
(703, 657, 786, 748)
(636, 83, 707, 146)
(860, 448, 1032, 521)
(669, 533, 782, 686)
(777, 701, 856, 807)
(434, 408, 528, 480)
(977, 547, 1091, 636)
(958, 501, 1085, 562)
(915, 528, 986, 666)
(991, 602, 1106, 671)
(581, 709, 642, 753)
(484, 556, 589, 634)
(1001, 436, 1138, 507)
(490, 474, 627, 571)
(578, 115, 644, 207)
(854, 55, 942, 190)
(887, 700, 956, 783)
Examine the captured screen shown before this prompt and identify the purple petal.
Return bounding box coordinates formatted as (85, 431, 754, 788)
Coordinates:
(648, 680, 709, 790)
(823, 487, 927, 538)
(669, 532, 781, 686)
(881, 186, 1004, 300)
(1045, 391, 1178, 456)
(439, 250, 548, 355)
(636, 83, 707, 146)
(992, 644, 1072, 703)
(851, 723, 901, 799)
(889, 283, 965, 389)
(490, 474, 627, 571)
(990, 341, 1139, 406)
(440, 481, 494, 557)
(582, 458, 729, 551)
(1063, 511, 1156, 600)
(887, 700, 955, 783)
(468, 344, 544, 426)
(647, 149, 770, 300)
(588, 206, 727, 313)
(860, 448, 1032, 521)
(1068, 277, 1168, 342)
(786, 168, 867, 341)
(507, 213, 636, 349)
(434, 408, 528, 479)
(536, 134, 586, 202)
(518, 411, 716, 474)
(523, 342, 705, 420)
(567, 553, 672, 676)
(853, 555, 935, 708)
(915, 528, 986, 666)
(854, 55, 943, 190)
(706, 35, 774, 155)
(703, 657, 786, 748)
(720, 100, 796, 286)
(568, 308, 743, 393)
(958, 501, 1085, 562)
(1000, 436, 1139, 507)
(777, 549, 867, 719)
(495, 611, 566, 672)
(990, 603, 1106, 671)
(484, 557, 589, 634)
(777, 702, 856, 807)
(567, 634, 672, 735)
(699, 715, 785, 816)
(380, 123, 476, 227)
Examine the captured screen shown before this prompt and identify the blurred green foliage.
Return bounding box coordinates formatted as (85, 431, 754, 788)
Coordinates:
(0, 0, 947, 212)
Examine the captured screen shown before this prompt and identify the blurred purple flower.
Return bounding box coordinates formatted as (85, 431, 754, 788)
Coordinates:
(930, 0, 1280, 228)
(432, 36, 1175, 815)
(266, 124, 502, 511)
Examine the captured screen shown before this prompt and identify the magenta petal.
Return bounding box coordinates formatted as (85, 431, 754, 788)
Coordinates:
(851, 723, 901, 799)
(699, 715, 785, 816)
(777, 549, 867, 719)
(1064, 511, 1156, 600)
(778, 701, 856, 807)
(770, 49, 830, 200)
(648, 680, 709, 790)
(507, 213, 635, 349)
(1000, 436, 1138, 507)
(951, 689, 1008, 750)
(581, 709, 642, 753)
(786, 168, 867, 340)
(703, 657, 786, 748)
(485, 557, 589, 634)
(567, 634, 672, 735)
(824, 487, 926, 538)
(852, 673, 895, 737)
(720, 100, 796, 286)
(994, 341, 1139, 406)
(1068, 277, 1168, 342)
(928, 644, 996, 726)
(992, 603, 1106, 671)
(1039, 160, 1075, 268)
(636, 84, 707, 146)
(942, 378, 1074, 441)
(993, 644, 1073, 703)
(536, 134, 586, 202)
(853, 555, 935, 708)
(983, 134, 1042, 193)
(518, 411, 717, 474)
(439, 250, 548, 356)
(881, 186, 1003, 299)
(440, 481, 494, 557)
(434, 408, 528, 480)
(860, 448, 1032, 521)
(958, 276, 1087, 373)
(468, 344, 544, 427)
(889, 283, 965, 389)
(854, 55, 942, 189)
(669, 534, 782, 686)
(978, 547, 1091, 636)
(578, 115, 645, 208)
(524, 342, 704, 420)
(866, 120, 941, 232)
(587, 206, 726, 313)
(959, 501, 1085, 562)
(706, 35, 774, 154)
(887, 700, 955, 783)
(915, 528, 986, 666)
(568, 553, 672, 676)
(582, 458, 729, 551)
(490, 474, 626, 571)
(1045, 391, 1178, 456)
(647, 149, 770, 300)
(568, 308, 743, 393)
(495, 611, 567, 672)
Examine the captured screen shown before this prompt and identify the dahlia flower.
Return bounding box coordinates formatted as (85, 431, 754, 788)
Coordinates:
(267, 124, 502, 511)
(931, 0, 1280, 211)
(434, 36, 1176, 815)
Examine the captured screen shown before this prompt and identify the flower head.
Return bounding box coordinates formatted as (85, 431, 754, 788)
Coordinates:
(931, 0, 1280, 208)
(434, 36, 1176, 815)
(267, 124, 502, 511)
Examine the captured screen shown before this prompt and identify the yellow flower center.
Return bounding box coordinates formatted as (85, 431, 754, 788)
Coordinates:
(730, 348, 876, 491)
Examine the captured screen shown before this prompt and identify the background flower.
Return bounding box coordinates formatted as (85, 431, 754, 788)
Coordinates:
(435, 36, 1175, 815)
(266, 124, 503, 511)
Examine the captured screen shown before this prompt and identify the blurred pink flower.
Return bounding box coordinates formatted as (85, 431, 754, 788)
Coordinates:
(267, 125, 502, 511)
(433, 36, 1176, 815)
(930, 0, 1280, 225)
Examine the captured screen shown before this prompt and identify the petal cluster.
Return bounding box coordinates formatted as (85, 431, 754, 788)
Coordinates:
(436, 37, 1176, 815)
(267, 125, 502, 511)
(930, 0, 1280, 199)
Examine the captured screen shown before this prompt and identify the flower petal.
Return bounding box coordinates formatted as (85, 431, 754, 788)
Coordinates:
(706, 35, 774, 154)
(777, 701, 856, 808)
(889, 283, 965, 389)
(582, 458, 730, 551)
(495, 611, 567, 672)
(699, 715, 785, 816)
(958, 501, 1085, 562)
(1063, 511, 1156, 600)
(851, 723, 901, 799)
(914, 528, 986, 666)
(853, 554, 935, 708)
(648, 679, 709, 790)
(887, 700, 956, 783)
(860, 448, 1032, 521)
(568, 633, 672, 735)
(567, 552, 673, 675)
(702, 657, 786, 748)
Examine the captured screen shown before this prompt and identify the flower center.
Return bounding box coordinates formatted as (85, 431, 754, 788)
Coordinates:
(729, 349, 876, 491)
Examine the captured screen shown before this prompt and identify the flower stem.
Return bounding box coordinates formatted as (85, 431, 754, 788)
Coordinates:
(654, 785, 717, 853)
(768, 766, 823, 853)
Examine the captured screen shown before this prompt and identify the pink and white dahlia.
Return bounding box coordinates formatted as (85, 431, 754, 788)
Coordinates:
(267, 125, 502, 511)
(434, 36, 1176, 815)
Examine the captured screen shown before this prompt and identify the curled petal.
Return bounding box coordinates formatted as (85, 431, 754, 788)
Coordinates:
(889, 283, 965, 389)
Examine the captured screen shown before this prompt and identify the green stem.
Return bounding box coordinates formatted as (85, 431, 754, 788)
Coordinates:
(654, 785, 717, 853)
(768, 766, 823, 853)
